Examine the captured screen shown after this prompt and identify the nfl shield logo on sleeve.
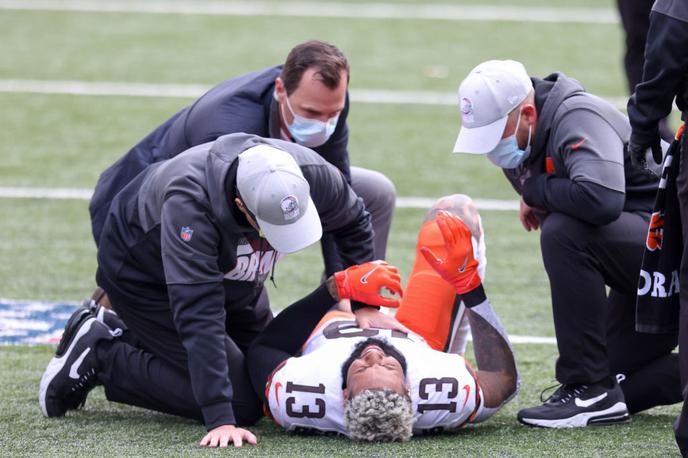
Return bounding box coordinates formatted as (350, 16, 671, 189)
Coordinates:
(180, 226, 193, 242)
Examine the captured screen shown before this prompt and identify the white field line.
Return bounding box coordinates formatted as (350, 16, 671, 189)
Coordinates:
(0, 0, 619, 24)
(1, 332, 555, 345)
(0, 79, 632, 111)
(0, 187, 519, 210)
(502, 335, 556, 345)
(0, 297, 555, 345)
(0, 187, 93, 200)
(398, 197, 519, 211)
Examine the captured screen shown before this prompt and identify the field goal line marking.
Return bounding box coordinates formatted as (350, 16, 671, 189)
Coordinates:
(0, 0, 619, 24)
(0, 187, 519, 211)
(0, 79, 633, 111)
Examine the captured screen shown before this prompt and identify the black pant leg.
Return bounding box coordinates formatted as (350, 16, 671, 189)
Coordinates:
(317, 167, 396, 277)
(675, 134, 688, 453)
(676, 301, 688, 455)
(97, 339, 203, 421)
(616, 0, 654, 93)
(606, 290, 680, 413)
(541, 213, 612, 384)
(100, 291, 262, 426)
(540, 211, 652, 384)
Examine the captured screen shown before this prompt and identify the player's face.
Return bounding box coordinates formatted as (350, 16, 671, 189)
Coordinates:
(345, 344, 407, 398)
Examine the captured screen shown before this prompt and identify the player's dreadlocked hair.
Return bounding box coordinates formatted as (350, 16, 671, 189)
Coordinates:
(344, 388, 414, 442)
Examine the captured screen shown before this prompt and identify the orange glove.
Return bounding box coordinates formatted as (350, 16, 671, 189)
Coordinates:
(334, 261, 403, 308)
(420, 211, 481, 295)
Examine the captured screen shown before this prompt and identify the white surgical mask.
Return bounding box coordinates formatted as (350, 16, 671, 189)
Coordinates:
(486, 108, 532, 169)
(282, 95, 339, 148)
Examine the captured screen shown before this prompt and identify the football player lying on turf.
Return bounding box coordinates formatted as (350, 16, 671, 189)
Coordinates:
(38, 260, 403, 448)
(246, 195, 520, 441)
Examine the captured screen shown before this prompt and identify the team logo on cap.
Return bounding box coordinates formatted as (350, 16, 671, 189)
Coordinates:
(280, 195, 300, 221)
(180, 226, 194, 242)
(460, 97, 474, 123)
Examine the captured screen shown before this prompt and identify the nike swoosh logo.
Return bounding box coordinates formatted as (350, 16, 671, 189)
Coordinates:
(461, 384, 471, 410)
(457, 256, 469, 273)
(69, 348, 91, 379)
(571, 137, 587, 150)
(360, 265, 380, 284)
(574, 392, 608, 408)
(274, 382, 282, 405)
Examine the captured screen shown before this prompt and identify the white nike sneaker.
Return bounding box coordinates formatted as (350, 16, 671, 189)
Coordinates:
(517, 379, 630, 428)
(39, 314, 113, 417)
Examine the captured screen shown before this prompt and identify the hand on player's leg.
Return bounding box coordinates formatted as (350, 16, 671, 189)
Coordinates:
(199, 424, 257, 448)
(331, 261, 403, 308)
(420, 211, 481, 295)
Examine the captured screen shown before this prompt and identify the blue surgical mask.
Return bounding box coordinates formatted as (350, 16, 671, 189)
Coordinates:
(486, 109, 532, 169)
(282, 95, 339, 148)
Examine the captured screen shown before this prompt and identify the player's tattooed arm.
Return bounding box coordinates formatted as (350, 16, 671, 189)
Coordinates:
(467, 308, 518, 408)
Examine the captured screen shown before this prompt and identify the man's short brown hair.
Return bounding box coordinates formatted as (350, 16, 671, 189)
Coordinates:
(281, 40, 350, 95)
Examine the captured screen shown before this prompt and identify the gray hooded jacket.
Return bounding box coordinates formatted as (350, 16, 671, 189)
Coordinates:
(96, 133, 373, 429)
(505, 73, 658, 225)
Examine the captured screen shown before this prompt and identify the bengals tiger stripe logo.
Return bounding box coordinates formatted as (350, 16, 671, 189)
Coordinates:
(646, 211, 664, 251)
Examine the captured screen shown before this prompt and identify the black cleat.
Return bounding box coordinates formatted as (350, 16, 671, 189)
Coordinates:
(39, 315, 113, 417)
(517, 379, 630, 428)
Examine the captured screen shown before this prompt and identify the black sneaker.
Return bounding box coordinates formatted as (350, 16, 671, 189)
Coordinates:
(39, 315, 113, 417)
(517, 380, 630, 428)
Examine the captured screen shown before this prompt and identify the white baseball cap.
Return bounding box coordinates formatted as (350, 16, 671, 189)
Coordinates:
(237, 145, 322, 253)
(453, 60, 533, 154)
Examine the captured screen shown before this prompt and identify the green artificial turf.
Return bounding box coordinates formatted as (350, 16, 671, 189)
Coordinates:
(0, 1, 683, 455)
(0, 345, 680, 457)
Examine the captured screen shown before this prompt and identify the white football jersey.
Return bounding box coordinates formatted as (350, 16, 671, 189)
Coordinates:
(266, 314, 484, 437)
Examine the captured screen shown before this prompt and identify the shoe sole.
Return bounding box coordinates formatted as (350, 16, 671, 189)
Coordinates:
(39, 318, 96, 417)
(518, 402, 630, 428)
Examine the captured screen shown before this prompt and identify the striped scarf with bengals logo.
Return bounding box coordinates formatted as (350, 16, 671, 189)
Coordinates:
(635, 125, 684, 334)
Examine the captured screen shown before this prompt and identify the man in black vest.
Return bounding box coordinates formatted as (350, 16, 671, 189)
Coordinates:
(90, 40, 395, 277)
(627, 0, 688, 453)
